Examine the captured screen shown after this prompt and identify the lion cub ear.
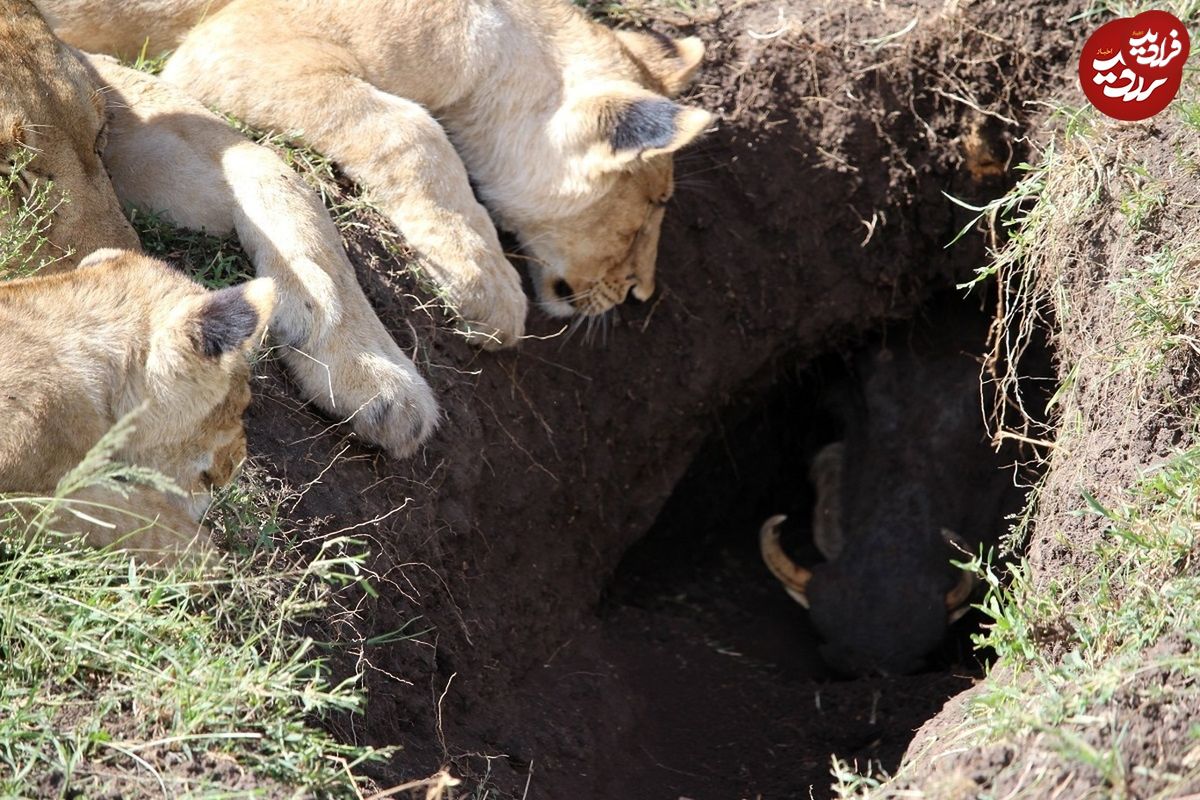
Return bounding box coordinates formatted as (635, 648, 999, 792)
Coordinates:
(155, 278, 276, 365)
(616, 31, 705, 96)
(187, 279, 277, 358)
(595, 90, 713, 169)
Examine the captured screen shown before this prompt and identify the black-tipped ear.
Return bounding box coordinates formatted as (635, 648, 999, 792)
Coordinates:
(194, 278, 275, 358)
(612, 98, 680, 153)
(606, 96, 714, 162)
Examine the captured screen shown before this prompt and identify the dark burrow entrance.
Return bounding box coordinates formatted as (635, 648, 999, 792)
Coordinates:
(529, 294, 1031, 800)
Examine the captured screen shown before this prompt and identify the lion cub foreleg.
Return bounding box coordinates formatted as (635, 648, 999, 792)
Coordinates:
(161, 56, 528, 349)
(326, 88, 530, 349)
(219, 141, 440, 456)
(87, 57, 438, 458)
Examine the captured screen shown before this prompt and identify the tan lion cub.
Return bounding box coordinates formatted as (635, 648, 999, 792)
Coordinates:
(37, 0, 714, 336)
(3, 0, 437, 460)
(0, 250, 274, 563)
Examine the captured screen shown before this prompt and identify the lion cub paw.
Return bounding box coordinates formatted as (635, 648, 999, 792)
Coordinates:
(450, 256, 528, 350)
(346, 351, 440, 458)
(284, 346, 439, 459)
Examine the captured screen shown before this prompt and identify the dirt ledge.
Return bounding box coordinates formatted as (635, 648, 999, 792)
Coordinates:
(230, 1, 1087, 796)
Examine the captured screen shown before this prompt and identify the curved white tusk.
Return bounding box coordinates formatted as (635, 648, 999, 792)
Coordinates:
(945, 570, 976, 621)
(940, 529, 976, 619)
(759, 514, 813, 609)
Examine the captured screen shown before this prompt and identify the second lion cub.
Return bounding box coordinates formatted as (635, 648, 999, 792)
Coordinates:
(38, 0, 714, 343)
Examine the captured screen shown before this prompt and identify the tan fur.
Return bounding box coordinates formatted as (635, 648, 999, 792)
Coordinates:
(36, 0, 715, 329)
(0, 4, 139, 266)
(2, 0, 438, 463)
(0, 250, 274, 563)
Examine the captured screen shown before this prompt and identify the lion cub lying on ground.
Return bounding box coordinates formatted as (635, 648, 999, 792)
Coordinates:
(3, 0, 437, 461)
(0, 251, 273, 562)
(38, 0, 714, 335)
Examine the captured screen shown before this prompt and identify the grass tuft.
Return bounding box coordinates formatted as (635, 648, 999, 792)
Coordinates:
(959, 440, 1200, 790)
(0, 428, 387, 798)
(0, 111, 392, 797)
(0, 146, 72, 281)
(128, 207, 254, 289)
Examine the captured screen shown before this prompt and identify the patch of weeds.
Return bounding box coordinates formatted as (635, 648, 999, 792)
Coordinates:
(128, 206, 253, 288)
(207, 461, 293, 555)
(1109, 245, 1200, 380)
(575, 0, 711, 23)
(961, 439, 1200, 791)
(1117, 164, 1166, 231)
(126, 39, 169, 75)
(0, 145, 71, 280)
(830, 757, 887, 798)
(0, 422, 388, 797)
(1179, 98, 1200, 132)
(1076, 0, 1200, 23)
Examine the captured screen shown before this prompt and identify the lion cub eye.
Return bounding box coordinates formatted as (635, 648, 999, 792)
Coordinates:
(94, 123, 109, 156)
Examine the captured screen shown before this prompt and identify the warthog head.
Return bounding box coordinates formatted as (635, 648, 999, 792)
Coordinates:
(760, 312, 1018, 676)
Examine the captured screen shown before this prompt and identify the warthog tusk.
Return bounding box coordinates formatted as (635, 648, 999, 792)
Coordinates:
(945, 570, 976, 621)
(759, 514, 813, 608)
(941, 528, 976, 620)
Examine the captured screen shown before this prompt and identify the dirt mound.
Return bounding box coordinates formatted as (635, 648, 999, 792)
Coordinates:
(234, 1, 1085, 796)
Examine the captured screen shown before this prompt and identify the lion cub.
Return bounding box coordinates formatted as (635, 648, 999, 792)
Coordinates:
(38, 0, 714, 341)
(3, 0, 438, 461)
(0, 249, 274, 562)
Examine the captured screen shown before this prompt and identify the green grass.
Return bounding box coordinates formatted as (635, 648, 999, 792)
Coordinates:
(1076, 0, 1200, 21)
(1117, 164, 1167, 231)
(955, 441, 1200, 791)
(0, 146, 72, 280)
(575, 0, 710, 22)
(1, 126, 395, 798)
(128, 38, 169, 76)
(1109, 246, 1200, 380)
(0, 420, 388, 798)
(1180, 98, 1200, 131)
(128, 207, 254, 289)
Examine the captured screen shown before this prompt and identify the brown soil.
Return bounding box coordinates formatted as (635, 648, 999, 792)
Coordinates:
(888, 91, 1200, 800)
(225, 1, 1089, 797)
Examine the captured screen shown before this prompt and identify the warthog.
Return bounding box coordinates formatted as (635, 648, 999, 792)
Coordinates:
(760, 304, 1021, 675)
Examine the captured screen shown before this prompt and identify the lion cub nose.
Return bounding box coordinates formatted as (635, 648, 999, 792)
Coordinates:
(553, 278, 574, 304)
(627, 280, 655, 304)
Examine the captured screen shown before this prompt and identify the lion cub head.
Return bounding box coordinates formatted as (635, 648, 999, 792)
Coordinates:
(0, 0, 139, 272)
(0, 250, 275, 522)
(475, 26, 713, 319)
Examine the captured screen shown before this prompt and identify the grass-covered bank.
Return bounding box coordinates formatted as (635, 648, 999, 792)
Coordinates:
(843, 4, 1200, 796)
(0, 496, 384, 797)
